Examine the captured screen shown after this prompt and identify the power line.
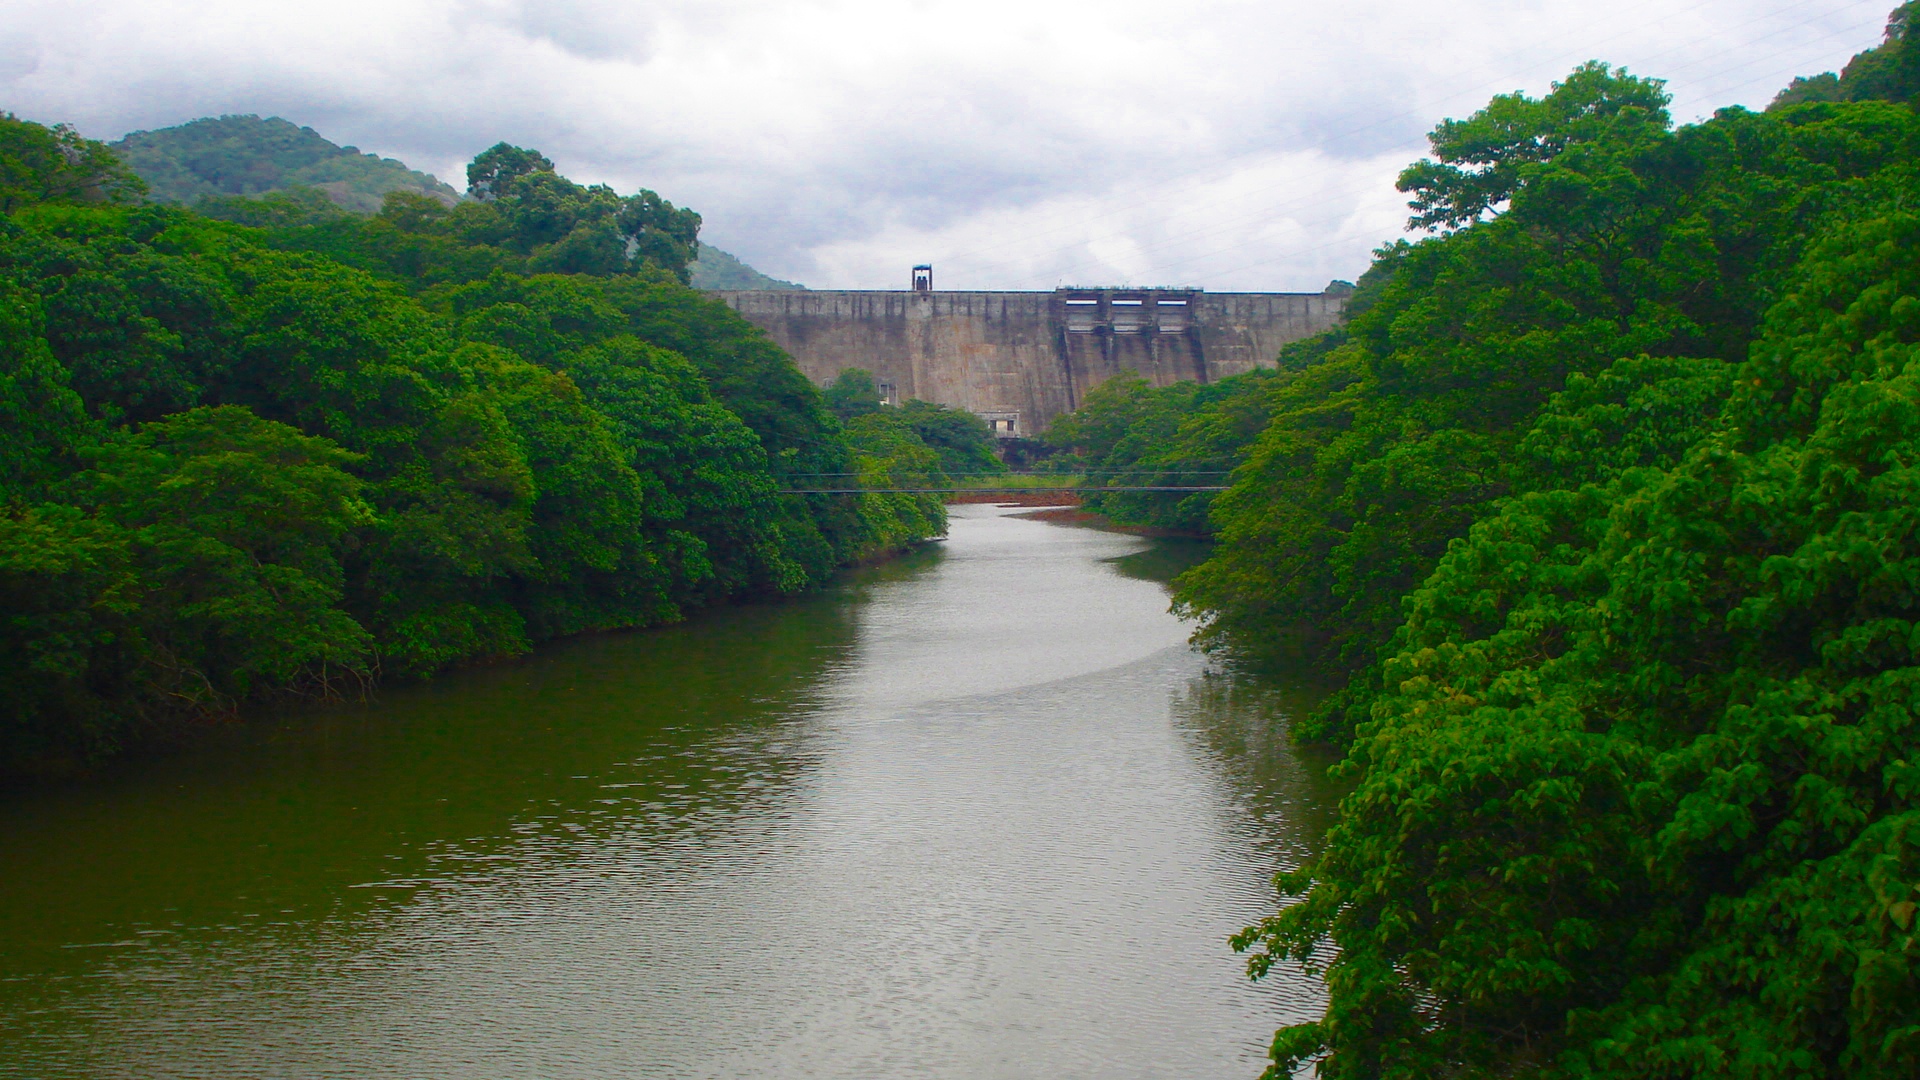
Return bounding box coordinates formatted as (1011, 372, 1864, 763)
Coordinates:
(910, 0, 1887, 289)
(779, 486, 1228, 494)
(1015, 4, 1888, 288)
(931, 0, 1769, 274)
(1012, 22, 1888, 288)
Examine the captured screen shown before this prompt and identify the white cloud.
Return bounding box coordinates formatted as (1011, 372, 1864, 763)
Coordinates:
(0, 0, 1896, 289)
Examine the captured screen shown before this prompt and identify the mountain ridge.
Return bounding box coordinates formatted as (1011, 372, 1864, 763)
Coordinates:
(110, 113, 804, 288)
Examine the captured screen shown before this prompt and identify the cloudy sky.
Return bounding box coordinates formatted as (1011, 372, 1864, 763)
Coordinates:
(0, 0, 1895, 290)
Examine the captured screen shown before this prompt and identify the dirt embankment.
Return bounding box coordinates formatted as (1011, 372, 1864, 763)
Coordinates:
(944, 491, 1082, 506)
(1009, 506, 1208, 540)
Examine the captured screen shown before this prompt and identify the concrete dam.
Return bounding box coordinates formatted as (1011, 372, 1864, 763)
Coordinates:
(712, 273, 1346, 435)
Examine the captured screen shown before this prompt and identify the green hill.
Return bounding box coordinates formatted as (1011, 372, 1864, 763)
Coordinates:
(110, 114, 460, 212)
(110, 115, 804, 287)
(690, 242, 806, 290)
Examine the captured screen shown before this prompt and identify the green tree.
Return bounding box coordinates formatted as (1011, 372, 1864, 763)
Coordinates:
(1397, 62, 1670, 230)
(109, 114, 458, 212)
(563, 335, 808, 600)
(0, 122, 952, 777)
(6, 204, 241, 424)
(0, 505, 140, 768)
(462, 142, 701, 282)
(0, 278, 91, 501)
(194, 185, 353, 228)
(1768, 3, 1920, 110)
(81, 406, 374, 709)
(839, 410, 948, 557)
(1235, 208, 1920, 1080)
(0, 114, 146, 214)
(1177, 82, 1918, 691)
(1838, 2, 1920, 104)
(823, 367, 882, 420)
(896, 399, 1004, 477)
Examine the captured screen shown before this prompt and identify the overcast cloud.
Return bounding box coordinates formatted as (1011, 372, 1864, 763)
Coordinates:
(0, 0, 1894, 290)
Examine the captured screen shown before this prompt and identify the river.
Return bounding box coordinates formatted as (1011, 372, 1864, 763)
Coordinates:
(0, 504, 1338, 1079)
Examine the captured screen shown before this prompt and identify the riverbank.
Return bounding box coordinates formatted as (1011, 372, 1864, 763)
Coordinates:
(943, 491, 1082, 506)
(1012, 505, 1210, 540)
(939, 492, 1210, 539)
(1, 527, 957, 787)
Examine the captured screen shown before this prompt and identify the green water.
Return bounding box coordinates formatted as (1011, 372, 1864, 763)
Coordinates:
(0, 505, 1339, 1079)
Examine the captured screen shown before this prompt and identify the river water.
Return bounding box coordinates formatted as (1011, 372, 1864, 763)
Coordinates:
(0, 505, 1337, 1079)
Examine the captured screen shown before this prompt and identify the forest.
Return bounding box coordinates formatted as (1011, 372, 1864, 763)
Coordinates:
(0, 119, 963, 775)
(10, 3, 1920, 1073)
(109, 114, 462, 213)
(1046, 5, 1920, 1077)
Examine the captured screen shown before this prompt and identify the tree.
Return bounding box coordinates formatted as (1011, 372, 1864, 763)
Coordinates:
(1397, 62, 1669, 230)
(1173, 75, 1900, 692)
(896, 399, 1004, 477)
(839, 411, 948, 556)
(822, 367, 882, 420)
(1768, 2, 1920, 110)
(0, 280, 91, 501)
(1234, 209, 1920, 1080)
(465, 142, 555, 201)
(0, 114, 146, 214)
(81, 405, 374, 709)
(461, 143, 701, 282)
(1838, 1, 1920, 103)
(562, 335, 808, 600)
(0, 124, 948, 777)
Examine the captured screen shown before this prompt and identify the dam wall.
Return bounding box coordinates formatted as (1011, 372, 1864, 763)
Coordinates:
(712, 287, 1345, 435)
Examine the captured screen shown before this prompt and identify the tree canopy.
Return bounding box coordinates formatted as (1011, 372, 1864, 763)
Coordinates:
(0, 116, 945, 775)
(1042, 25, 1920, 1075)
(0, 114, 146, 214)
(1772, 2, 1920, 109)
(109, 114, 457, 212)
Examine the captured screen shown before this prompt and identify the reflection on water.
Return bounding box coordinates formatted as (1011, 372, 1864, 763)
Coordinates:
(0, 505, 1338, 1080)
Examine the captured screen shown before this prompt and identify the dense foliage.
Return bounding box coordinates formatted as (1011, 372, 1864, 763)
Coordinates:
(893, 399, 1005, 479)
(1042, 6, 1920, 1076)
(0, 121, 944, 775)
(822, 366, 885, 421)
(1, 114, 146, 214)
(110, 115, 459, 212)
(1236, 215, 1920, 1078)
(1046, 368, 1285, 534)
(1773, 2, 1920, 109)
(821, 368, 1003, 479)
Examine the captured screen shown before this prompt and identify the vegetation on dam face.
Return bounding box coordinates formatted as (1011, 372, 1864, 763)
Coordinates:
(1037, 7, 1920, 1077)
(0, 117, 969, 776)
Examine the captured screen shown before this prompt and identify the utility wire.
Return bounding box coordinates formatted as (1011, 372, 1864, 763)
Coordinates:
(1014, 3, 1888, 289)
(902, 0, 1885, 290)
(931, 0, 1770, 272)
(1020, 18, 1889, 289)
(1116, 5, 1891, 287)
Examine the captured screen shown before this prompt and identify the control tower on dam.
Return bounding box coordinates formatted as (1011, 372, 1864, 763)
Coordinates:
(711, 269, 1345, 436)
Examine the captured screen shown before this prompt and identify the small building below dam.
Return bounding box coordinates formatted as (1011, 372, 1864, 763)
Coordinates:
(711, 277, 1346, 435)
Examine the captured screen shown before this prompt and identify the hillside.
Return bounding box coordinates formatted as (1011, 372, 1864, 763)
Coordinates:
(110, 115, 460, 212)
(690, 242, 806, 290)
(111, 115, 803, 287)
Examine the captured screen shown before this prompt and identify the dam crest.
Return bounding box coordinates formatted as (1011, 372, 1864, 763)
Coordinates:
(712, 271, 1346, 434)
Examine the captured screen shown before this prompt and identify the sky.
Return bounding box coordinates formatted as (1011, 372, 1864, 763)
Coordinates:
(0, 0, 1898, 291)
